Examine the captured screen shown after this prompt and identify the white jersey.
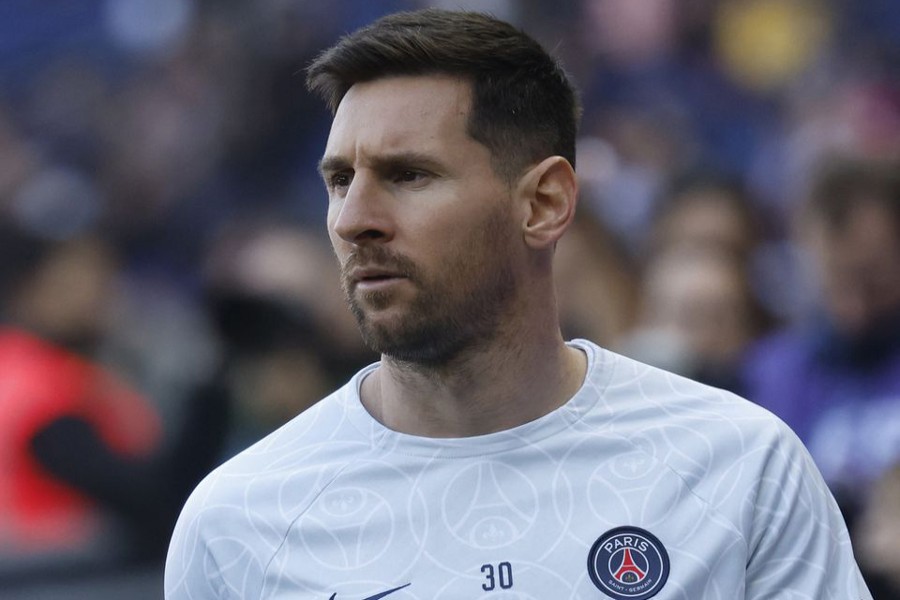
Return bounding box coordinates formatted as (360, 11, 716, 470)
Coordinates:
(166, 340, 871, 600)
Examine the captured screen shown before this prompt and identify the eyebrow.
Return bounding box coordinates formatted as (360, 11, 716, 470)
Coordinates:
(318, 152, 445, 179)
(317, 156, 351, 179)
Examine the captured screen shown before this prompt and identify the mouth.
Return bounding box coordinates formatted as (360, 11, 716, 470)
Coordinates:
(348, 268, 408, 291)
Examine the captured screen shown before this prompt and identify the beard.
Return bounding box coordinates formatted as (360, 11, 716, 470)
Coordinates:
(340, 207, 518, 366)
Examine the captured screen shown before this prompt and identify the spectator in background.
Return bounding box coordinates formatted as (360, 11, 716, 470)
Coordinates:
(622, 245, 773, 394)
(0, 229, 160, 570)
(742, 156, 900, 531)
(0, 226, 228, 592)
(645, 171, 766, 260)
(620, 171, 775, 393)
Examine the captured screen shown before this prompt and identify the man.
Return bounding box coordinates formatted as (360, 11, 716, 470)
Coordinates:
(743, 157, 900, 527)
(166, 10, 871, 599)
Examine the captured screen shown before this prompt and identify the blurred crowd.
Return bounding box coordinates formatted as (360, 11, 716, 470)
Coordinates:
(1, 0, 899, 598)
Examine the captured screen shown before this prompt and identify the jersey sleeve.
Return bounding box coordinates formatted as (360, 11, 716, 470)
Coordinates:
(745, 424, 873, 600)
(164, 471, 268, 600)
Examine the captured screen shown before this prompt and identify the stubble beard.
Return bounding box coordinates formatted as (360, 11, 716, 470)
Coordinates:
(341, 209, 518, 367)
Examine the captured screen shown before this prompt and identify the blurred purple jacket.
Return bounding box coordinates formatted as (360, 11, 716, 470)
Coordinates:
(742, 321, 900, 498)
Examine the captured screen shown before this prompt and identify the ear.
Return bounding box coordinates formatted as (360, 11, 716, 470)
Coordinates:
(518, 156, 578, 250)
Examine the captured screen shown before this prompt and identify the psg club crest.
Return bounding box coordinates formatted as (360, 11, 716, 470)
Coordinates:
(587, 526, 670, 600)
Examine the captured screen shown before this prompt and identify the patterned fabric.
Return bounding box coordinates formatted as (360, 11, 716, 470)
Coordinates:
(166, 340, 871, 599)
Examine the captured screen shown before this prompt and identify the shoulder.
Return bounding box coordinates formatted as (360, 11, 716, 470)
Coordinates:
(601, 350, 856, 551)
(576, 344, 868, 595)
(165, 373, 374, 599)
(183, 375, 370, 514)
(601, 345, 785, 430)
(596, 348, 813, 504)
(595, 350, 856, 556)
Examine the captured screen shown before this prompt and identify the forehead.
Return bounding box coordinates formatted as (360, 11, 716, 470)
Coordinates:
(325, 75, 474, 158)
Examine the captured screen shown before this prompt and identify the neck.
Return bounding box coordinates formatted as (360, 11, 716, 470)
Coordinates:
(360, 324, 587, 438)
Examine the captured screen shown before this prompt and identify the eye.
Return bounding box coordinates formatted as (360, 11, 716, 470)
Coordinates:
(393, 170, 428, 185)
(328, 171, 353, 191)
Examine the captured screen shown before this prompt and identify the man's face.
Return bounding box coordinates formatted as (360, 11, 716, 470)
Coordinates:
(320, 75, 521, 364)
(810, 199, 900, 339)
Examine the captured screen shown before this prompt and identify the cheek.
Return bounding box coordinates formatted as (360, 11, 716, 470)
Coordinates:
(451, 206, 518, 272)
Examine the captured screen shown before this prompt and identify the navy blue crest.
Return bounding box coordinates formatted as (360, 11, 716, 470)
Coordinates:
(587, 526, 670, 600)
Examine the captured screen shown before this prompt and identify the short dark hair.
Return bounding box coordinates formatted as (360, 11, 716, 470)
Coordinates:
(306, 8, 580, 182)
(807, 156, 900, 234)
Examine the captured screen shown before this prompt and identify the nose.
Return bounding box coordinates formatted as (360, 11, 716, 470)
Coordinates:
(329, 172, 393, 245)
